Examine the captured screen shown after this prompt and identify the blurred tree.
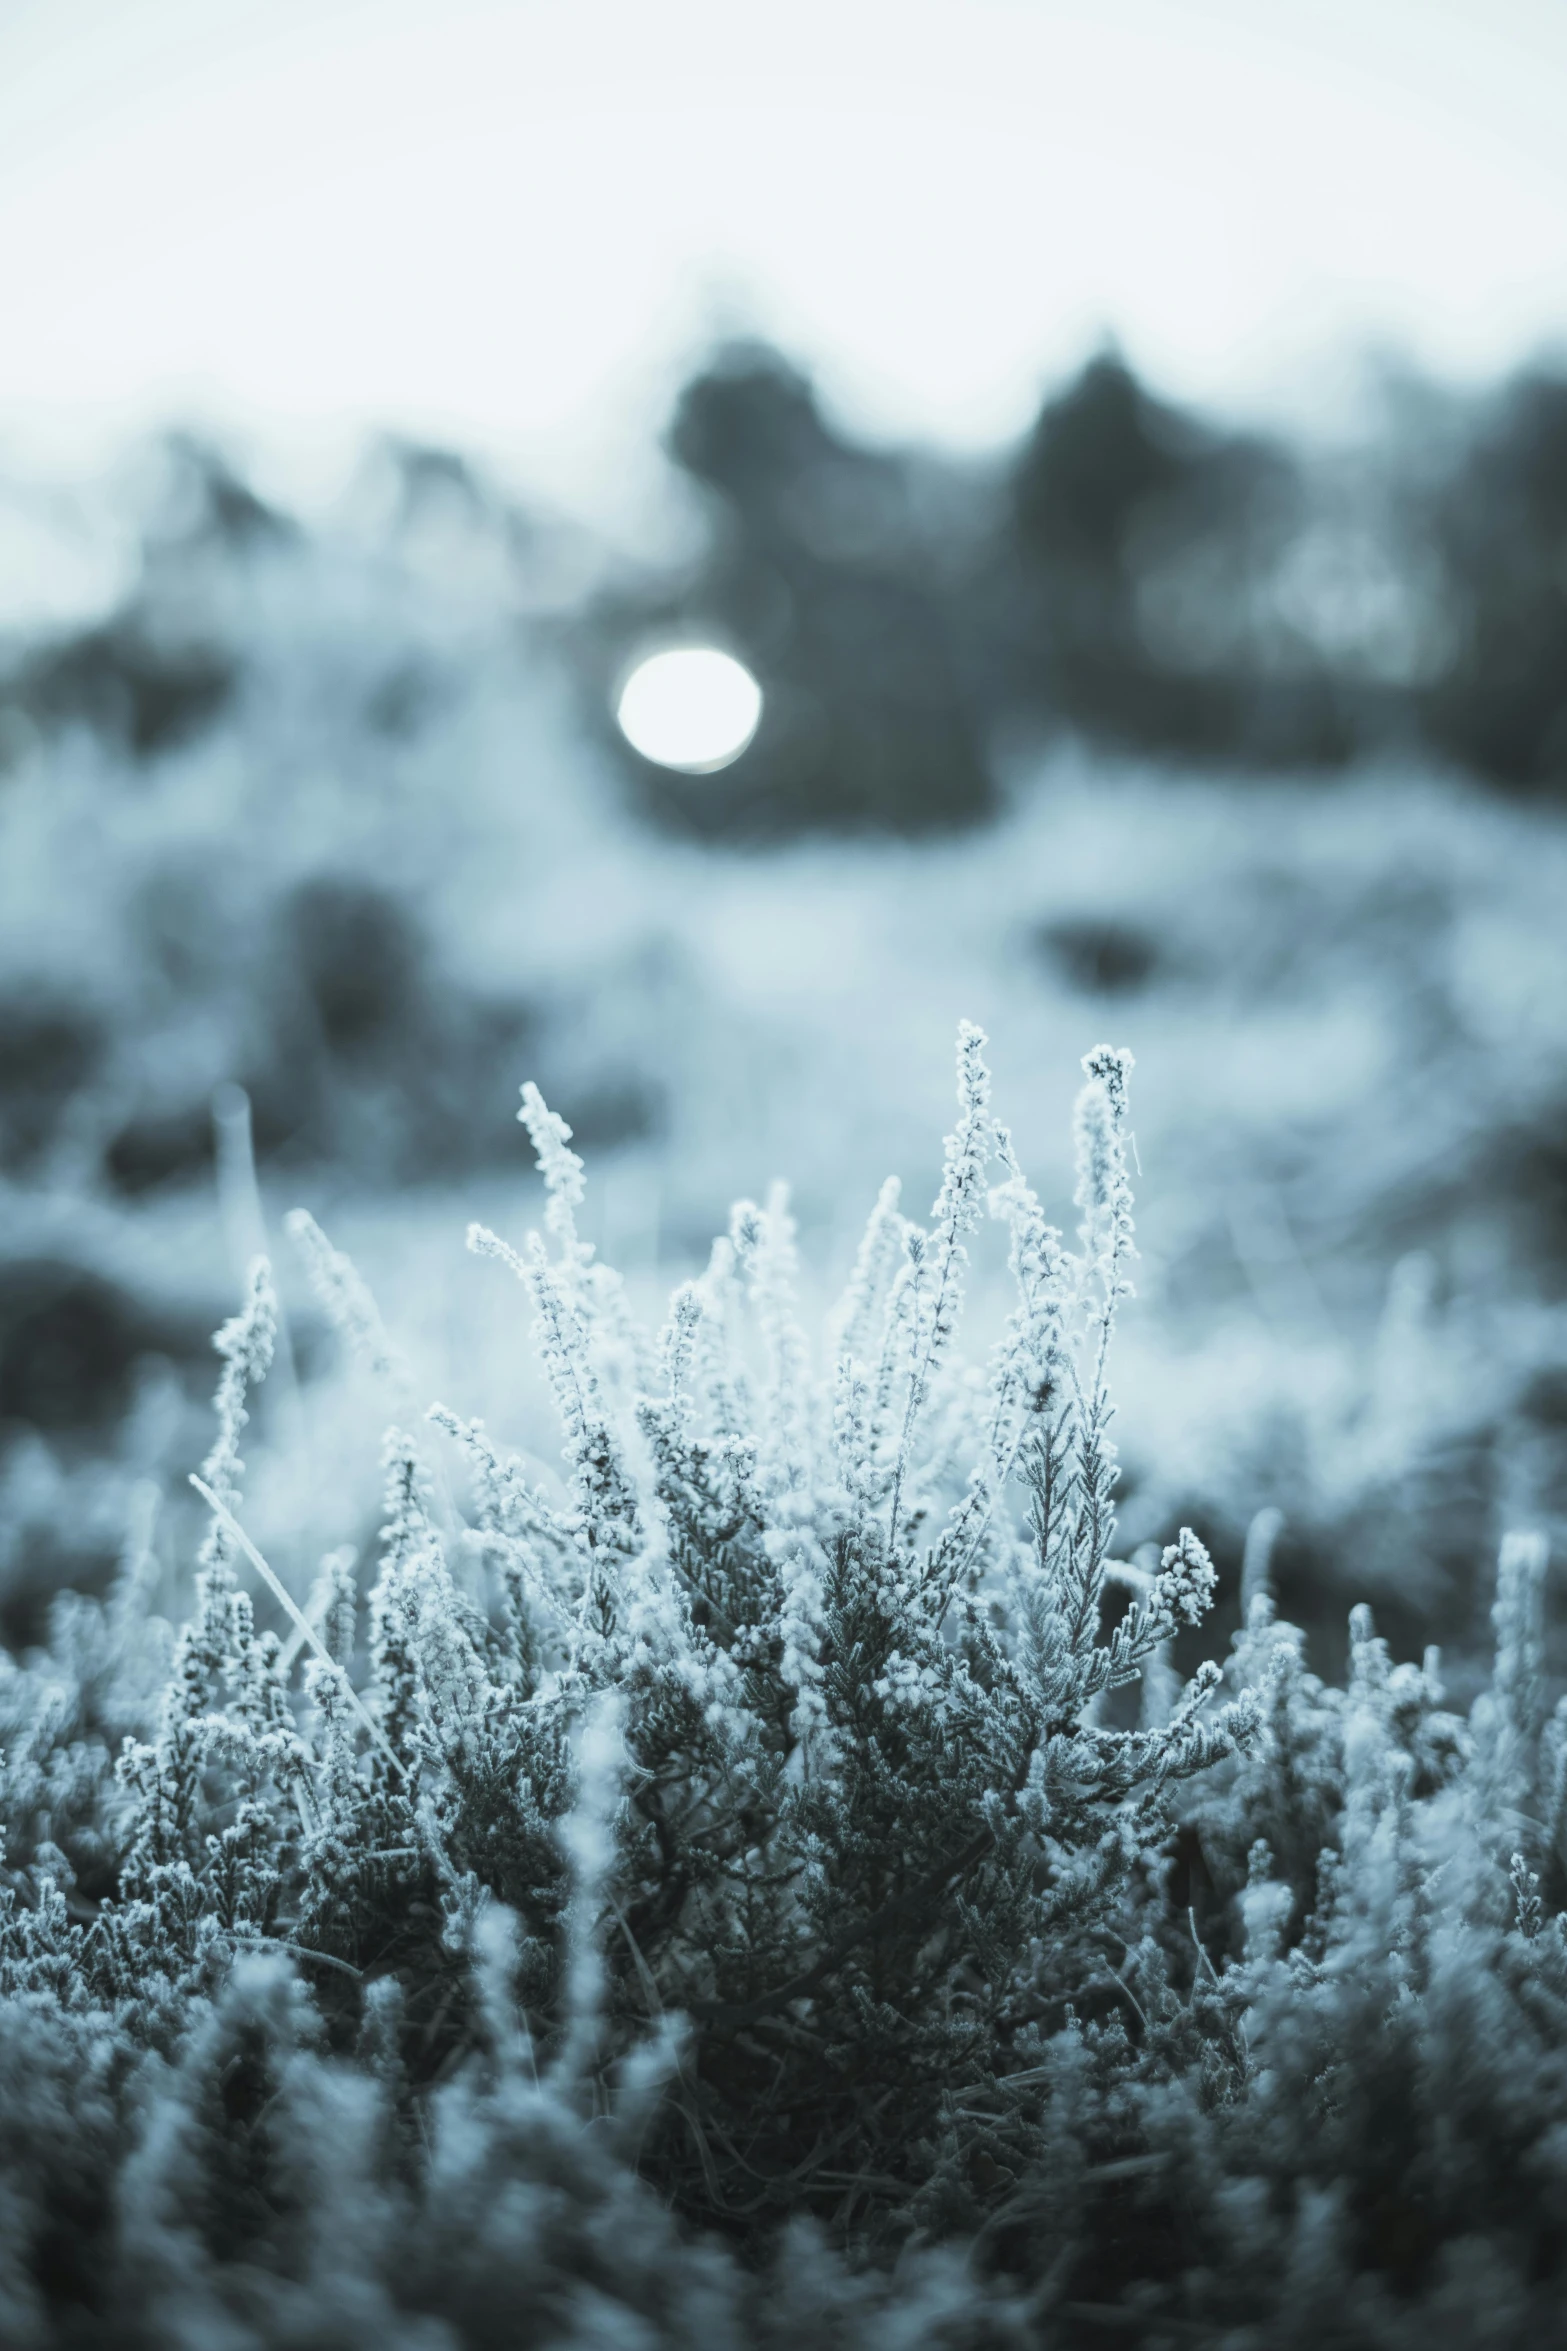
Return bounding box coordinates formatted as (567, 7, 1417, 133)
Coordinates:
(0, 439, 297, 763)
(1423, 368, 1567, 793)
(1001, 350, 1360, 766)
(589, 342, 996, 837)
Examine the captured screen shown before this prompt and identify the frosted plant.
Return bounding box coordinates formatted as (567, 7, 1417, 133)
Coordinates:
(283, 1207, 407, 1390)
(5, 1027, 1567, 2344)
(52, 1027, 1262, 2227)
(168, 1027, 1258, 2227)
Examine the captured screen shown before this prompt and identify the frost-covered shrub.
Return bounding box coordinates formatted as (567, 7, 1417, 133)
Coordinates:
(2, 1029, 1566, 2347)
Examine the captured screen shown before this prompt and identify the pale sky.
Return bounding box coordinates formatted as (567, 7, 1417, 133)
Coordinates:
(2, 0, 1565, 513)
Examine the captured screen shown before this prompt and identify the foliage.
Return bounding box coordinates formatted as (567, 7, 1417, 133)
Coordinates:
(1, 1030, 1565, 2347)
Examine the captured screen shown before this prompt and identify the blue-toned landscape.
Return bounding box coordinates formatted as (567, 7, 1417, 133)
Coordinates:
(2, 6, 1567, 2342)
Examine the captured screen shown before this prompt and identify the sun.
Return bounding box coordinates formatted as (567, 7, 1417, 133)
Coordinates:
(615, 646, 762, 773)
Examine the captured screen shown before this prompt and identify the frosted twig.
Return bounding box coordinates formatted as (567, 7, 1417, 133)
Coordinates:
(189, 1474, 405, 1782)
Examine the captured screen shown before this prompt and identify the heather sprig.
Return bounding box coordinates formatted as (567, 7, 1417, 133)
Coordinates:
(3, 1030, 1564, 2348)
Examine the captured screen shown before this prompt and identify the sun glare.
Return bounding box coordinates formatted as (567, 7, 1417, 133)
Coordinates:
(615, 645, 762, 773)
